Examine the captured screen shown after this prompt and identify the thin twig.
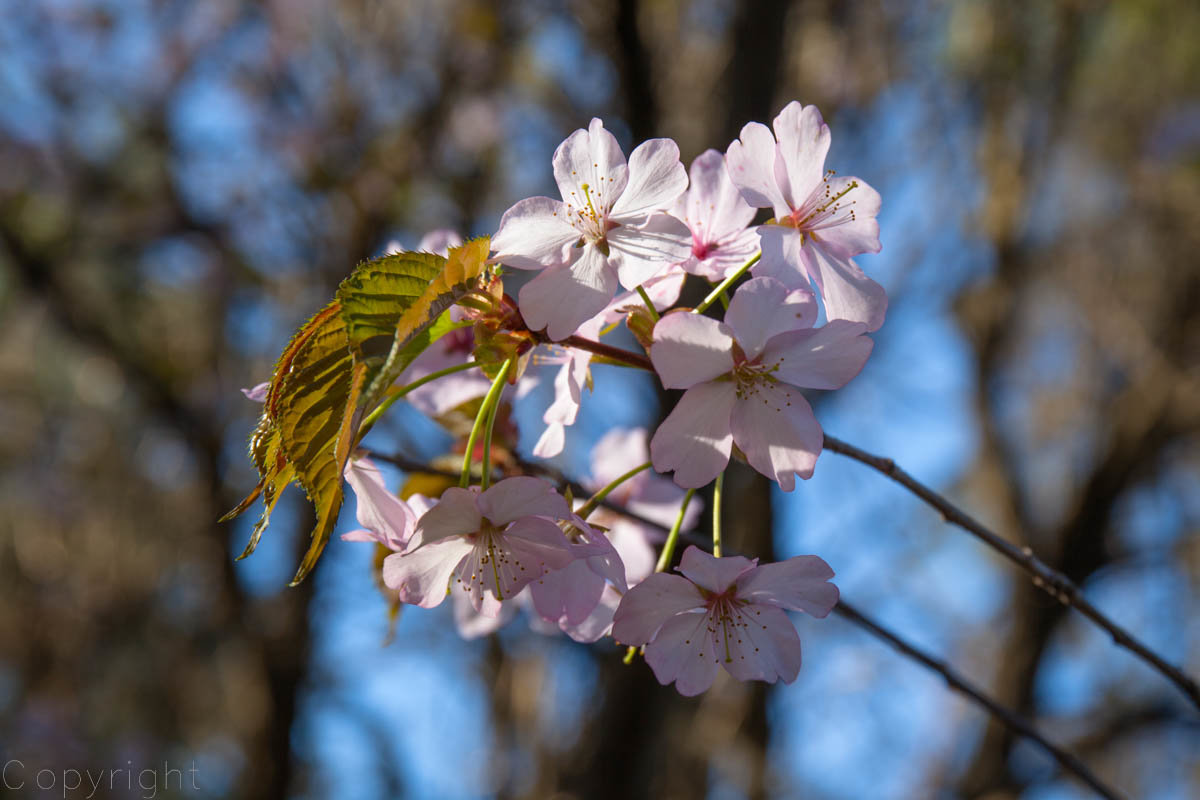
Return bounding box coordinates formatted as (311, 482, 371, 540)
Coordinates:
(822, 433, 1200, 710)
(834, 601, 1124, 800)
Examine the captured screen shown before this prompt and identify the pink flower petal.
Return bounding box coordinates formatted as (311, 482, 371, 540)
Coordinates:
(491, 196, 579, 270)
(518, 246, 619, 341)
(720, 603, 803, 685)
(417, 229, 463, 256)
(554, 119, 629, 217)
(650, 381, 738, 489)
(649, 313, 735, 389)
(610, 137, 688, 220)
(606, 520, 657, 585)
(405, 367, 492, 417)
(409, 487, 483, 548)
(753, 224, 809, 290)
(590, 427, 650, 486)
(241, 382, 269, 402)
(579, 528, 629, 593)
(452, 588, 515, 638)
(683, 226, 760, 282)
(724, 276, 818, 359)
(532, 423, 566, 459)
(799, 243, 888, 332)
(560, 585, 621, 643)
(530, 558, 606, 626)
(729, 386, 822, 491)
(726, 121, 789, 217)
(382, 538, 474, 608)
(764, 319, 873, 390)
(344, 457, 416, 551)
(681, 148, 757, 242)
(677, 545, 757, 593)
(808, 176, 881, 257)
(597, 268, 686, 325)
(491, 517, 577, 591)
(643, 611, 720, 696)
(609, 213, 693, 289)
(611, 572, 705, 645)
(735, 555, 839, 618)
(477, 476, 567, 526)
(773, 102, 830, 213)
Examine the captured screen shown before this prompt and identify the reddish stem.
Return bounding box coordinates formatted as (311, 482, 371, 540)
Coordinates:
(557, 334, 654, 371)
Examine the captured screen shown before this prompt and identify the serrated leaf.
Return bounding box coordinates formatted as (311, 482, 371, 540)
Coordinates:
(223, 239, 491, 584)
(338, 237, 490, 405)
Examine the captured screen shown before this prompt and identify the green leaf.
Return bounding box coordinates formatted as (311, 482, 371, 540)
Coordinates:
(339, 237, 491, 405)
(223, 238, 491, 584)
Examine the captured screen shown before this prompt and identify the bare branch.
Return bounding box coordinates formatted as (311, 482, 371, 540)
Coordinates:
(833, 601, 1124, 800)
(821, 433, 1200, 710)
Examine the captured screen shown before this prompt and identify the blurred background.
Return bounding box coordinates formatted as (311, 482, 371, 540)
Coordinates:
(1, 0, 1198, 797)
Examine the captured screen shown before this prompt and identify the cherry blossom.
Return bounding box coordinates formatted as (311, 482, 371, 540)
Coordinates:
(726, 101, 887, 331)
(382, 477, 581, 615)
(671, 149, 760, 282)
(611, 546, 838, 696)
(491, 118, 692, 340)
(649, 277, 874, 490)
(444, 512, 627, 641)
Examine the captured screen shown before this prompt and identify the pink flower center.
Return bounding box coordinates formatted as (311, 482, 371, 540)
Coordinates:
(705, 594, 755, 664)
(564, 182, 620, 250)
(460, 520, 522, 601)
(730, 356, 781, 401)
(783, 170, 861, 233)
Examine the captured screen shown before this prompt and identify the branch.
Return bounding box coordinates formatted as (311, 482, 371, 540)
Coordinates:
(833, 601, 1124, 800)
(821, 433, 1200, 710)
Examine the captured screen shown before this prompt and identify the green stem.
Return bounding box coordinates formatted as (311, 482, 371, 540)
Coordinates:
(712, 470, 725, 558)
(706, 280, 731, 310)
(460, 359, 512, 489)
(356, 360, 485, 445)
(654, 488, 696, 573)
(694, 252, 760, 314)
(635, 285, 660, 322)
(577, 461, 652, 519)
(479, 371, 507, 491)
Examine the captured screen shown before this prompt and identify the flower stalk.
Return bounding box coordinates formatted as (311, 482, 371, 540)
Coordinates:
(654, 488, 696, 573)
(460, 358, 512, 489)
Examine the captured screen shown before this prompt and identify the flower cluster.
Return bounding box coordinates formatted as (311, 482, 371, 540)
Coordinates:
(254, 101, 884, 695)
